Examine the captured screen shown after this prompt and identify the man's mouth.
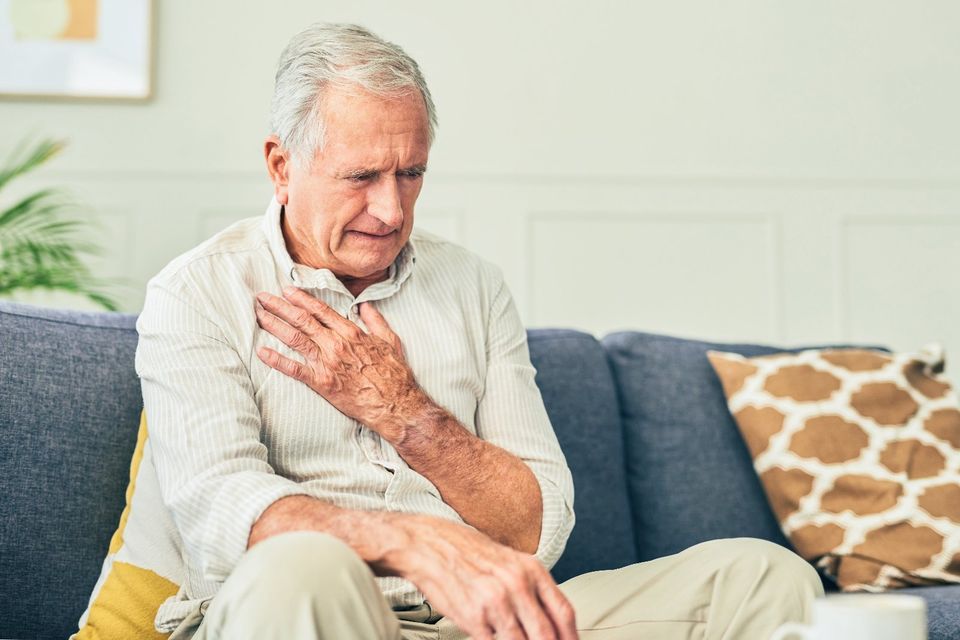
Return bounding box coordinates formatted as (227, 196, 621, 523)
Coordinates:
(347, 230, 396, 239)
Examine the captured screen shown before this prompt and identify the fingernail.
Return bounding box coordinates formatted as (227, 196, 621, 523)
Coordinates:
(283, 286, 298, 296)
(256, 292, 268, 304)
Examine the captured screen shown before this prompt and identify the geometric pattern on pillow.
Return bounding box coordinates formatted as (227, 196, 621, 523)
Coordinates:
(72, 412, 184, 639)
(707, 345, 960, 592)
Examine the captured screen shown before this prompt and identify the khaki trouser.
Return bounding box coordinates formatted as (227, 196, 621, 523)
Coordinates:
(170, 531, 824, 640)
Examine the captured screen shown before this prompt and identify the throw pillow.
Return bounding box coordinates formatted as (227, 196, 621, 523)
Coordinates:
(72, 412, 183, 639)
(707, 345, 960, 592)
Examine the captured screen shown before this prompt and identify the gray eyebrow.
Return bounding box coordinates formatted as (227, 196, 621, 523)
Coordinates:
(338, 167, 379, 180)
(337, 164, 427, 180)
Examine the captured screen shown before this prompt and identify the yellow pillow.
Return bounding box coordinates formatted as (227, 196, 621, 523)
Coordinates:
(72, 412, 182, 639)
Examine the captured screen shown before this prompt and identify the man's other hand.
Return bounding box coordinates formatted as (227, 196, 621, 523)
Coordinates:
(384, 514, 579, 640)
(254, 287, 424, 442)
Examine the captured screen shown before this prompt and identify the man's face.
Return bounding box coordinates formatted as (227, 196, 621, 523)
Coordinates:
(275, 85, 430, 282)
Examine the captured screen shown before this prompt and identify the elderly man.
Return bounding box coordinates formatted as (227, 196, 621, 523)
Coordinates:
(138, 22, 822, 640)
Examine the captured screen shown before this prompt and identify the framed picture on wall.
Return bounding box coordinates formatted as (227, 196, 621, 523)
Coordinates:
(0, 0, 153, 100)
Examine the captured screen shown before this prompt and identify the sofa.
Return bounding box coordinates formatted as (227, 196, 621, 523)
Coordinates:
(1, 299, 958, 640)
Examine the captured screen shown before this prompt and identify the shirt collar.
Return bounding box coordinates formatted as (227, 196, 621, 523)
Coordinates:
(262, 196, 297, 283)
(260, 196, 417, 301)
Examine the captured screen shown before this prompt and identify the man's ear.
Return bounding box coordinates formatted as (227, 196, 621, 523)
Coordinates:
(264, 135, 291, 205)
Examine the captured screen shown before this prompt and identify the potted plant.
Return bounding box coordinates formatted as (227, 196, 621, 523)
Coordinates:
(0, 139, 119, 311)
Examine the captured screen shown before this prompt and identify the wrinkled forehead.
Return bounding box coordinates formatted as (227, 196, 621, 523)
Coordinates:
(322, 84, 430, 141)
(317, 86, 431, 169)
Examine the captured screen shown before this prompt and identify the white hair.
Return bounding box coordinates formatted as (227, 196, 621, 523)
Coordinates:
(269, 23, 438, 168)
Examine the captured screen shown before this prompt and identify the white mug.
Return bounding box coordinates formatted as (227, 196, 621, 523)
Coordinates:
(770, 593, 926, 640)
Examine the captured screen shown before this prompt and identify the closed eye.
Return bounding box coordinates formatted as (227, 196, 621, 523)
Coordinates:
(345, 171, 378, 183)
(397, 167, 426, 179)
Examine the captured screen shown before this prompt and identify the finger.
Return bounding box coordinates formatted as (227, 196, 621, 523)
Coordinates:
(451, 613, 494, 640)
(255, 304, 323, 360)
(256, 291, 326, 338)
(359, 302, 404, 355)
(465, 621, 495, 640)
(282, 286, 359, 337)
(486, 564, 548, 640)
(511, 585, 558, 640)
(488, 602, 527, 640)
(256, 346, 310, 384)
(536, 577, 578, 640)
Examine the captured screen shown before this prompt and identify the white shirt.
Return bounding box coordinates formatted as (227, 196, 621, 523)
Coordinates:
(136, 197, 575, 628)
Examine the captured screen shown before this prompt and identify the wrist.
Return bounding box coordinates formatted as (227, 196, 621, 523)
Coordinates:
(382, 386, 436, 445)
(358, 511, 420, 577)
(308, 506, 416, 578)
(246, 497, 424, 578)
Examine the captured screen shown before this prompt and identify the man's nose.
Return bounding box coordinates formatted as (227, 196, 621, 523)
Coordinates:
(366, 175, 404, 230)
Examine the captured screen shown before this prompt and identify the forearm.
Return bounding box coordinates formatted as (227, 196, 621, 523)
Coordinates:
(389, 396, 544, 554)
(248, 495, 414, 576)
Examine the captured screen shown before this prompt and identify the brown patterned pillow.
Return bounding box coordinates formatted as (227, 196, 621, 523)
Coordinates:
(707, 345, 960, 591)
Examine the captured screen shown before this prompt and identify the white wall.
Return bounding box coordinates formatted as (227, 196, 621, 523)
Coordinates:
(3, 1, 960, 377)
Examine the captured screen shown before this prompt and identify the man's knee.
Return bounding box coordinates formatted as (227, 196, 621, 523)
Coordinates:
(202, 531, 399, 639)
(229, 531, 369, 600)
(694, 537, 825, 599)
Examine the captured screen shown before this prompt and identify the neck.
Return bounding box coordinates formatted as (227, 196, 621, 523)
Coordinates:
(339, 270, 390, 297)
(281, 210, 389, 298)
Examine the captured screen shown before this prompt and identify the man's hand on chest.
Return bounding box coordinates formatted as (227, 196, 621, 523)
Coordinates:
(254, 286, 430, 444)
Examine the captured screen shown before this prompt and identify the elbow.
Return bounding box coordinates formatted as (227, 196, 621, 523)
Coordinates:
(517, 516, 542, 555)
(514, 480, 545, 554)
(247, 495, 318, 550)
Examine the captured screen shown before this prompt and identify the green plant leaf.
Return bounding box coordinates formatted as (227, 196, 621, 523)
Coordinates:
(0, 138, 121, 311)
(0, 139, 64, 192)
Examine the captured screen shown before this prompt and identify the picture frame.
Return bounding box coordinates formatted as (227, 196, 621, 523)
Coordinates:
(0, 0, 154, 101)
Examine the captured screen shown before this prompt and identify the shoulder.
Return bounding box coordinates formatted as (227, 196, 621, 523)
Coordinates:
(410, 228, 504, 289)
(147, 216, 266, 294)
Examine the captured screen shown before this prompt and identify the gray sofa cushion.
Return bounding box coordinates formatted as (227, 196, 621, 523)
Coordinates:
(602, 331, 830, 562)
(528, 329, 638, 582)
(0, 302, 141, 640)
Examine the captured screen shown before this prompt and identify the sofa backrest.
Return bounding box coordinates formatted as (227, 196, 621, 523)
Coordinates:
(527, 329, 639, 581)
(601, 331, 796, 562)
(0, 302, 142, 640)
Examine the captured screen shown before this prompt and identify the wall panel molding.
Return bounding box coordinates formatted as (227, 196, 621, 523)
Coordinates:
(524, 210, 783, 341)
